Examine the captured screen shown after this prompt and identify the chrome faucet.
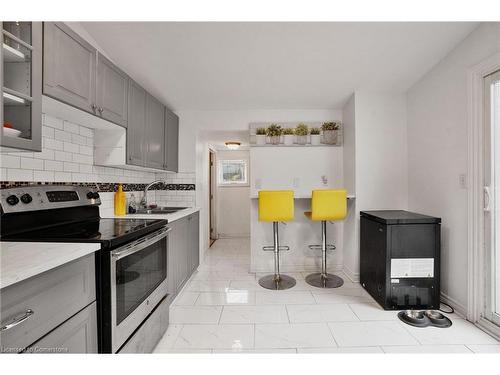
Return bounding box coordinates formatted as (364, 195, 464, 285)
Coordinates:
(140, 180, 166, 208)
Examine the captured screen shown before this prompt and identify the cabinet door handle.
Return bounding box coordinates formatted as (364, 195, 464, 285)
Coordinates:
(98, 107, 103, 113)
(91, 104, 97, 112)
(0, 309, 34, 331)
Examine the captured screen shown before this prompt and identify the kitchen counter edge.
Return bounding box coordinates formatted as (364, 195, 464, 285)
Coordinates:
(0, 242, 100, 289)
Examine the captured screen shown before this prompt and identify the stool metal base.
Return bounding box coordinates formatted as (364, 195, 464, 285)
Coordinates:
(305, 273, 344, 288)
(258, 274, 296, 290)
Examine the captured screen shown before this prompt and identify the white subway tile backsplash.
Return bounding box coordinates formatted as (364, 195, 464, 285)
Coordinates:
(7, 169, 33, 181)
(43, 125, 55, 139)
(33, 148, 55, 160)
(44, 160, 64, 171)
(63, 121, 80, 134)
(54, 151, 72, 162)
(54, 171, 72, 182)
(71, 133, 87, 146)
(34, 170, 55, 181)
(43, 114, 64, 130)
(21, 157, 44, 170)
(44, 138, 64, 151)
(2, 111, 196, 208)
(1, 155, 21, 168)
(54, 129, 72, 142)
(79, 126, 93, 138)
(63, 162, 80, 173)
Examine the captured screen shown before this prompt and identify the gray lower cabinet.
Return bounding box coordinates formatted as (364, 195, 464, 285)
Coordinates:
(0, 254, 96, 354)
(145, 93, 165, 169)
(126, 80, 147, 166)
(168, 212, 200, 297)
(164, 108, 179, 172)
(25, 302, 98, 354)
(43, 22, 97, 115)
(96, 53, 128, 127)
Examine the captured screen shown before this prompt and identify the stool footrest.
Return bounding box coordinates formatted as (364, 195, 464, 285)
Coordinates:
(263, 245, 290, 252)
(308, 244, 336, 251)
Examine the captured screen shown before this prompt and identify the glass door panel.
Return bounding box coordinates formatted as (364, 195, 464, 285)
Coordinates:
(485, 70, 500, 326)
(2, 22, 33, 141)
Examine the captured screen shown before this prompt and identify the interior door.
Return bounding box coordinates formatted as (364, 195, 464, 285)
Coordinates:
(484, 69, 500, 326)
(126, 80, 146, 167)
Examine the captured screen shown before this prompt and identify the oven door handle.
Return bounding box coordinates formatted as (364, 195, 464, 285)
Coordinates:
(111, 226, 171, 260)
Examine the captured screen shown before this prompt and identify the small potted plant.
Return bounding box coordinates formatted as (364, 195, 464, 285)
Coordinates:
(310, 127, 321, 145)
(321, 122, 340, 144)
(266, 123, 283, 145)
(255, 127, 267, 145)
(295, 123, 309, 145)
(283, 127, 295, 145)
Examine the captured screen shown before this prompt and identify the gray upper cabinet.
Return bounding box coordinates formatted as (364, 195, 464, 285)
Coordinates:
(43, 22, 97, 115)
(127, 80, 147, 167)
(96, 53, 128, 127)
(164, 108, 179, 172)
(1, 22, 42, 152)
(145, 94, 165, 170)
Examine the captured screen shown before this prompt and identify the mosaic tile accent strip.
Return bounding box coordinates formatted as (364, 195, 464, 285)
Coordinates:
(0, 181, 195, 192)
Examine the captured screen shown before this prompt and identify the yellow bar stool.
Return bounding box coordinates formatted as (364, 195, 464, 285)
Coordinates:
(304, 189, 347, 288)
(258, 190, 296, 290)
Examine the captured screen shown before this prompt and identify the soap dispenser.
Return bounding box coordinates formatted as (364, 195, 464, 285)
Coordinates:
(114, 184, 126, 216)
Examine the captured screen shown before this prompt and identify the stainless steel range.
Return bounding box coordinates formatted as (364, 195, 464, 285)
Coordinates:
(0, 185, 170, 353)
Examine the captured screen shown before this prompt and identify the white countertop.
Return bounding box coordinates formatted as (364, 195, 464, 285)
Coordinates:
(250, 195, 356, 199)
(0, 242, 100, 289)
(102, 206, 200, 223)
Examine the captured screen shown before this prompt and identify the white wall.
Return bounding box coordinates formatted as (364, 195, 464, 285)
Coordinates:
(188, 109, 342, 259)
(407, 23, 500, 313)
(342, 95, 357, 280)
(342, 91, 409, 281)
(216, 150, 250, 238)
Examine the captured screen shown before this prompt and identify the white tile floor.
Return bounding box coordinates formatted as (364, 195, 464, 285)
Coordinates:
(153, 238, 500, 354)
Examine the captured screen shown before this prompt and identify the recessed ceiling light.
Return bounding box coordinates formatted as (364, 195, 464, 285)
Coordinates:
(225, 141, 241, 150)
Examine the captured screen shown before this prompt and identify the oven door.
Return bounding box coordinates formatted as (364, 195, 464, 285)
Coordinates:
(110, 226, 170, 352)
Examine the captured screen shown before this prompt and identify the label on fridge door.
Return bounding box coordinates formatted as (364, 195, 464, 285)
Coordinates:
(390, 258, 434, 278)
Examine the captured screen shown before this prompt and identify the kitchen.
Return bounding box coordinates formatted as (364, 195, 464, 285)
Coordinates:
(1, 3, 500, 371)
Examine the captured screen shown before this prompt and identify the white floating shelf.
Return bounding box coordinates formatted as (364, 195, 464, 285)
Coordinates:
(2, 43, 27, 62)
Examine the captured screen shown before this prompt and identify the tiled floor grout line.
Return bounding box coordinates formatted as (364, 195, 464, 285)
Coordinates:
(346, 303, 362, 321)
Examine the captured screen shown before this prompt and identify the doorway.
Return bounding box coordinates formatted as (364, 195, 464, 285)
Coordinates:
(209, 149, 216, 247)
(484, 69, 500, 327)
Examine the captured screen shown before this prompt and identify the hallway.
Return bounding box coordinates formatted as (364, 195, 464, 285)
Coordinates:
(154, 238, 499, 353)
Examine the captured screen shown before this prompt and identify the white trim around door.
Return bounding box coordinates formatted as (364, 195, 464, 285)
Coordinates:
(467, 52, 500, 339)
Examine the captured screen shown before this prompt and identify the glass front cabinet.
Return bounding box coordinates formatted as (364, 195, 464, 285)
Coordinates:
(1, 22, 42, 152)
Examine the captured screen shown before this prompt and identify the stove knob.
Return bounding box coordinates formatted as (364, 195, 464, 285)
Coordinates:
(20, 194, 33, 204)
(87, 191, 95, 199)
(92, 192, 100, 199)
(6, 195, 19, 205)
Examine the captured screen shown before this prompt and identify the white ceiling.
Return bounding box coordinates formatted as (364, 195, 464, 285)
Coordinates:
(82, 22, 478, 111)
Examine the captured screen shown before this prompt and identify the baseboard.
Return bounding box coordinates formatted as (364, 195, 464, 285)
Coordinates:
(440, 291, 467, 318)
(342, 264, 360, 283)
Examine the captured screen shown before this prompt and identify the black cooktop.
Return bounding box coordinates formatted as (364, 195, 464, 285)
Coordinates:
(1, 217, 168, 249)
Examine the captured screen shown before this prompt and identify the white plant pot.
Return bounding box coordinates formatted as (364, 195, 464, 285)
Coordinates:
(310, 134, 321, 145)
(323, 130, 338, 145)
(269, 135, 281, 145)
(283, 134, 294, 145)
(256, 135, 266, 145)
(296, 135, 308, 145)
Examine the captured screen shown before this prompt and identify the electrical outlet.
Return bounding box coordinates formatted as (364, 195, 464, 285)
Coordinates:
(321, 175, 328, 185)
(459, 174, 467, 189)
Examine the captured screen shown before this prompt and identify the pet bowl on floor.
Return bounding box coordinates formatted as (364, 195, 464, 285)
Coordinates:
(424, 310, 452, 328)
(397, 310, 430, 327)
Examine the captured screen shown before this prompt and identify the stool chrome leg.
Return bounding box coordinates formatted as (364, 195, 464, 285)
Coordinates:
(259, 222, 296, 290)
(305, 221, 344, 288)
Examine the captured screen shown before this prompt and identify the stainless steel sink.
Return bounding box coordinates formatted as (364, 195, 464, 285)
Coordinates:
(136, 206, 188, 214)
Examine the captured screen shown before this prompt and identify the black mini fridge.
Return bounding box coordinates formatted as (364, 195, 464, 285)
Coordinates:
(360, 210, 441, 310)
